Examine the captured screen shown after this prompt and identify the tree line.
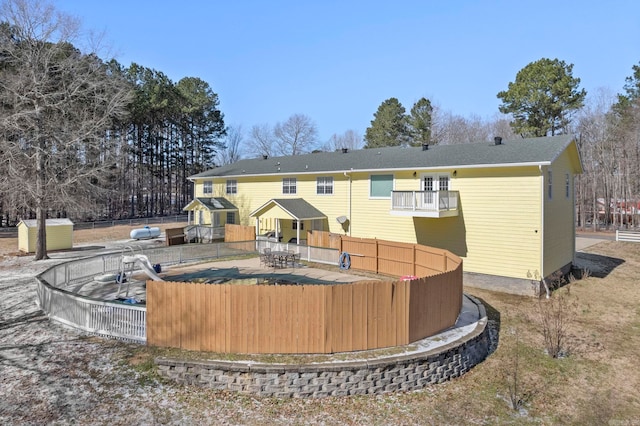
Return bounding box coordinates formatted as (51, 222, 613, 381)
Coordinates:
(0, 0, 226, 235)
(355, 58, 640, 229)
(0, 0, 637, 259)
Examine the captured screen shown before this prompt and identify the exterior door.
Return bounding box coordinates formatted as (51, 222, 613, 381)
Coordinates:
(422, 175, 449, 210)
(422, 176, 435, 209)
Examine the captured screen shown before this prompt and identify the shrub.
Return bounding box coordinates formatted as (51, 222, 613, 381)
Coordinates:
(535, 287, 578, 358)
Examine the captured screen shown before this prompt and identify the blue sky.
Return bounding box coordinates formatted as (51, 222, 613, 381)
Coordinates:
(56, 0, 639, 144)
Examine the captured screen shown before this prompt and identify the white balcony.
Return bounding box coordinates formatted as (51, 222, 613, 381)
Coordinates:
(390, 190, 459, 218)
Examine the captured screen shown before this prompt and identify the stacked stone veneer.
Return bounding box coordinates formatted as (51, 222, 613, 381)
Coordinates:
(156, 296, 490, 398)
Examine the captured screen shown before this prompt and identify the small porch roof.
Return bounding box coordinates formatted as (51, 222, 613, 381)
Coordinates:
(249, 198, 326, 221)
(183, 197, 238, 212)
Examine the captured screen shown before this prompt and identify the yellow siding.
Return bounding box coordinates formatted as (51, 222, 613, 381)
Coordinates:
(543, 149, 577, 277)
(18, 223, 29, 252)
(444, 167, 542, 280)
(46, 224, 73, 251)
(18, 221, 73, 253)
(200, 168, 543, 279)
(192, 143, 579, 281)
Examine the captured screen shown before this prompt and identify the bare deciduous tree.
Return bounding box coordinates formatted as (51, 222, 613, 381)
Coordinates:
(247, 123, 275, 158)
(273, 113, 317, 155)
(218, 124, 243, 165)
(326, 129, 363, 151)
(432, 105, 515, 145)
(0, 0, 131, 259)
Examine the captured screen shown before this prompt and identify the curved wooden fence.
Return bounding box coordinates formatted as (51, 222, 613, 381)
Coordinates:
(147, 237, 463, 354)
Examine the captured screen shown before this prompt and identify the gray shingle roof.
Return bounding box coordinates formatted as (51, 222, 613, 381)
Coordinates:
(250, 198, 326, 220)
(191, 135, 576, 179)
(189, 197, 238, 211)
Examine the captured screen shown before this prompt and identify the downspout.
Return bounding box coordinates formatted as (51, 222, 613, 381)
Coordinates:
(572, 174, 577, 267)
(539, 165, 549, 298)
(344, 170, 352, 236)
(296, 219, 300, 244)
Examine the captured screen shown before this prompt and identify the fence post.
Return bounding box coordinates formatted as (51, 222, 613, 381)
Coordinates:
(412, 244, 416, 277)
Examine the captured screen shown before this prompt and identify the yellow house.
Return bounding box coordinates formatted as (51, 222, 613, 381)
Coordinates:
(17, 218, 74, 253)
(185, 135, 582, 293)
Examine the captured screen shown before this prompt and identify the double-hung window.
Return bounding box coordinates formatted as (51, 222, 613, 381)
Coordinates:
(317, 177, 333, 195)
(283, 178, 297, 194)
(226, 211, 235, 224)
(203, 181, 213, 195)
(226, 179, 237, 195)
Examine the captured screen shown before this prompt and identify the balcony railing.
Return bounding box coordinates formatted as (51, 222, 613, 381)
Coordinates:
(391, 190, 459, 218)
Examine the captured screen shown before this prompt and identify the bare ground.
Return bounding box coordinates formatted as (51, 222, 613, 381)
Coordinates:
(1, 226, 639, 424)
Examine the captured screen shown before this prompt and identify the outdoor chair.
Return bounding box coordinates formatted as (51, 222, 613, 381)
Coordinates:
(289, 252, 301, 268)
(260, 248, 274, 267)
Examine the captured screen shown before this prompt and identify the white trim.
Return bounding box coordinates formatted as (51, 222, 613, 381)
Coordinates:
(369, 173, 395, 199)
(191, 161, 554, 180)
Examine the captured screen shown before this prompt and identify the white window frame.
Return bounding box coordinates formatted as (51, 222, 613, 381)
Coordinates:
(226, 179, 237, 195)
(203, 180, 213, 195)
(420, 173, 450, 191)
(369, 174, 394, 199)
(282, 178, 297, 195)
(316, 176, 334, 195)
(226, 211, 235, 224)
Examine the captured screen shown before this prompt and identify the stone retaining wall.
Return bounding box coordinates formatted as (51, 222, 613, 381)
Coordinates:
(155, 297, 490, 398)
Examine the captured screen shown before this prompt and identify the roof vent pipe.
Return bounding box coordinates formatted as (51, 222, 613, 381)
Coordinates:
(342, 147, 348, 153)
(262, 154, 268, 160)
(422, 143, 429, 151)
(494, 136, 503, 145)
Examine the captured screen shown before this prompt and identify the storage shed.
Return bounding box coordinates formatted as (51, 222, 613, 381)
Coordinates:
(18, 218, 74, 253)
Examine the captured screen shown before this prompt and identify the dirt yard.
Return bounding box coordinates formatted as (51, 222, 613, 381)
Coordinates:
(1, 227, 639, 424)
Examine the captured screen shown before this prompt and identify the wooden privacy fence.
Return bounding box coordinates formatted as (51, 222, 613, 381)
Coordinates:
(147, 234, 463, 354)
(307, 231, 462, 278)
(224, 224, 255, 242)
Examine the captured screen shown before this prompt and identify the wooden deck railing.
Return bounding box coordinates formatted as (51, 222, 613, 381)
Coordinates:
(391, 190, 458, 214)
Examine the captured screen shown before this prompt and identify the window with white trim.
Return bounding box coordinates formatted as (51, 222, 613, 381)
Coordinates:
(292, 221, 304, 230)
(421, 173, 450, 191)
(226, 211, 235, 224)
(282, 178, 297, 194)
(203, 180, 213, 195)
(548, 171, 553, 199)
(438, 176, 449, 191)
(226, 179, 237, 194)
(316, 177, 334, 195)
(370, 174, 393, 198)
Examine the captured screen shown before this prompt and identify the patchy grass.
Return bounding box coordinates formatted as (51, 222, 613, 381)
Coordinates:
(128, 240, 640, 423)
(5, 227, 640, 425)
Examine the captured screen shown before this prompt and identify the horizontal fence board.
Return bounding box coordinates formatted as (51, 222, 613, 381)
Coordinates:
(616, 230, 640, 242)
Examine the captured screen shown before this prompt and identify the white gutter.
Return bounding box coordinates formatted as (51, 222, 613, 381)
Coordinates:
(199, 162, 553, 179)
(344, 170, 352, 236)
